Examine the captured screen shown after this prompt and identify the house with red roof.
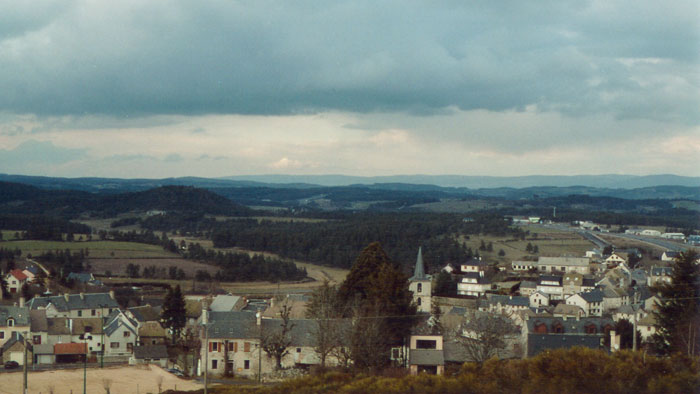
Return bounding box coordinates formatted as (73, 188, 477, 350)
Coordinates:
(5, 269, 28, 294)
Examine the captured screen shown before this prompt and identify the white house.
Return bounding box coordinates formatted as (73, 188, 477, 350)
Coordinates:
(661, 233, 685, 240)
(536, 257, 591, 275)
(5, 270, 28, 294)
(641, 229, 661, 237)
(460, 258, 487, 273)
(536, 276, 564, 300)
(511, 260, 535, 271)
(605, 254, 626, 266)
(661, 251, 680, 262)
(457, 272, 491, 297)
(566, 290, 604, 317)
(529, 291, 550, 308)
(648, 266, 672, 286)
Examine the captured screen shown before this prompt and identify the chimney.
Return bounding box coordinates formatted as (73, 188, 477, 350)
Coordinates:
(80, 293, 85, 300)
(256, 311, 262, 326)
(64, 293, 70, 302)
(19, 297, 25, 308)
(610, 330, 620, 352)
(109, 290, 115, 300)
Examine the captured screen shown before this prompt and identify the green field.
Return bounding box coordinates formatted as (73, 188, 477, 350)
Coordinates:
(0, 240, 177, 258)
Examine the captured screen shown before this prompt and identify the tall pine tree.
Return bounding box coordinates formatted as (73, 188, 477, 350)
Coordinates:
(652, 251, 700, 356)
(161, 285, 186, 344)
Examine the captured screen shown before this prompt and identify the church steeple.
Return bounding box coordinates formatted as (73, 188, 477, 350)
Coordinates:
(411, 247, 428, 281)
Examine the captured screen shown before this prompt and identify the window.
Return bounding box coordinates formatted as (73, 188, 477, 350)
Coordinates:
(77, 311, 82, 317)
(91, 309, 96, 316)
(123, 331, 130, 337)
(6, 318, 14, 327)
(33, 335, 41, 344)
(0, 332, 4, 339)
(244, 360, 250, 369)
(417, 298, 421, 306)
(296, 347, 301, 353)
(391, 348, 400, 359)
(127, 343, 133, 351)
(416, 340, 437, 349)
(417, 283, 422, 293)
(212, 360, 218, 369)
(110, 342, 119, 348)
(209, 342, 219, 352)
(85, 326, 93, 333)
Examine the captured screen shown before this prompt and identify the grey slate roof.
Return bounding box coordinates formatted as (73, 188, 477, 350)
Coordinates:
(67, 272, 95, 283)
(527, 334, 603, 357)
(128, 305, 161, 322)
(409, 349, 445, 366)
(30, 310, 48, 332)
(409, 247, 429, 281)
(487, 295, 529, 307)
(526, 316, 614, 334)
(27, 293, 119, 312)
(2, 332, 31, 353)
(33, 344, 54, 355)
(0, 306, 30, 327)
(47, 318, 71, 335)
(538, 275, 563, 285)
(650, 267, 672, 277)
(104, 311, 138, 337)
(520, 280, 537, 289)
(210, 295, 245, 312)
(579, 289, 604, 303)
(133, 345, 169, 359)
(207, 311, 258, 339)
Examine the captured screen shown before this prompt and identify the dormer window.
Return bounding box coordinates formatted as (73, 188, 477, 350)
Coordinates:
(7, 318, 14, 327)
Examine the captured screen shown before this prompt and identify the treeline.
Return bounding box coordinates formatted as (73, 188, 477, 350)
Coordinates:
(184, 243, 307, 282)
(229, 348, 699, 394)
(35, 249, 86, 278)
(0, 215, 91, 240)
(207, 213, 521, 270)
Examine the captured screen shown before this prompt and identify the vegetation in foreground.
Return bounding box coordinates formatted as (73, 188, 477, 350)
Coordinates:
(173, 348, 699, 394)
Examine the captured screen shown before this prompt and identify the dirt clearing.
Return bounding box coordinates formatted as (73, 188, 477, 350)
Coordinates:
(0, 365, 203, 394)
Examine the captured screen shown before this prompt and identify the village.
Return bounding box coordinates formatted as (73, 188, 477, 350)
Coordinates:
(0, 220, 695, 390)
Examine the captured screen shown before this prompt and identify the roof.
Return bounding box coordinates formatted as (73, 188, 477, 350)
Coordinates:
(54, 343, 87, 355)
(33, 344, 54, 355)
(27, 293, 118, 312)
(578, 290, 604, 303)
(538, 275, 562, 286)
(409, 349, 445, 366)
(209, 295, 245, 312)
(30, 309, 48, 332)
(487, 295, 529, 307)
(138, 322, 167, 338)
(207, 311, 259, 339)
(67, 272, 95, 283)
(0, 305, 30, 327)
(650, 267, 672, 276)
(553, 304, 584, 316)
(520, 280, 537, 289)
(47, 318, 71, 335)
(526, 316, 614, 334)
(2, 332, 30, 353)
(185, 299, 203, 319)
(527, 334, 603, 357)
(133, 345, 169, 359)
(8, 269, 28, 281)
(443, 338, 471, 363)
(537, 257, 590, 267)
(127, 305, 162, 322)
(72, 318, 103, 335)
(409, 247, 429, 281)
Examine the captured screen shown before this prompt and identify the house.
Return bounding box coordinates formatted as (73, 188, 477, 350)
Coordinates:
(441, 263, 455, 274)
(0, 305, 30, 347)
(409, 248, 432, 313)
(524, 316, 613, 357)
(457, 272, 491, 297)
(566, 290, 603, 317)
(529, 291, 550, 308)
(604, 254, 626, 266)
(562, 273, 595, 296)
(408, 333, 444, 375)
(460, 258, 488, 273)
(661, 251, 679, 262)
(103, 310, 138, 359)
(647, 266, 673, 286)
(602, 287, 629, 312)
(1, 332, 32, 365)
(71, 318, 105, 356)
(637, 314, 657, 342)
(536, 257, 591, 274)
(5, 269, 28, 293)
(641, 229, 661, 237)
(536, 275, 564, 300)
(661, 233, 685, 240)
(201, 310, 347, 377)
(612, 305, 645, 323)
(29, 309, 48, 346)
(21, 269, 36, 283)
(519, 280, 537, 296)
(131, 345, 169, 368)
(126, 305, 168, 345)
(511, 260, 535, 271)
(67, 272, 103, 286)
(27, 292, 119, 318)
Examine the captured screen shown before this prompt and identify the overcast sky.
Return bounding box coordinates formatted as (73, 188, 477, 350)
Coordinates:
(0, 1, 698, 178)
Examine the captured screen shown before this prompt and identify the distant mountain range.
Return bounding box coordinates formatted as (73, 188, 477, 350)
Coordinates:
(220, 174, 700, 189)
(0, 173, 698, 201)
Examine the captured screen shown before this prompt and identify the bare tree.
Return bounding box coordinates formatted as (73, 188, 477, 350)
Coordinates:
(456, 311, 520, 364)
(307, 281, 345, 368)
(261, 303, 295, 370)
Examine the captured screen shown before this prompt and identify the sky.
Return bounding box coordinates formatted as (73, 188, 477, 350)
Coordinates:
(0, 1, 698, 178)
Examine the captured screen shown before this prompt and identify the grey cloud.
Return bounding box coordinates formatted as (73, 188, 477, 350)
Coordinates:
(0, 1, 696, 124)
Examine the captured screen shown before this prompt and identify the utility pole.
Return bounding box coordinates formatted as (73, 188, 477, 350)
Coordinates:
(100, 304, 105, 368)
(22, 332, 28, 394)
(632, 312, 637, 351)
(83, 333, 88, 394)
(258, 310, 262, 384)
(203, 301, 208, 394)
